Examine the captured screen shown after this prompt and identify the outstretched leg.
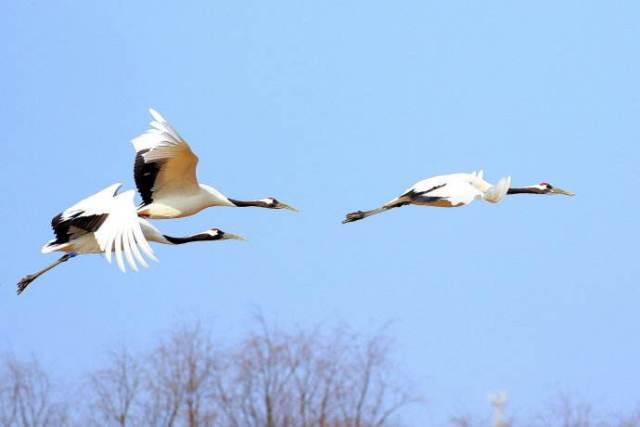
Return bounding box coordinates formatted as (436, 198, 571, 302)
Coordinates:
(342, 192, 446, 224)
(342, 199, 412, 224)
(342, 207, 387, 224)
(17, 253, 76, 295)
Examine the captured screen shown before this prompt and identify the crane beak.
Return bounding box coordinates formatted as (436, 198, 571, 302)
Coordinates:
(276, 202, 299, 212)
(550, 187, 575, 196)
(222, 233, 247, 241)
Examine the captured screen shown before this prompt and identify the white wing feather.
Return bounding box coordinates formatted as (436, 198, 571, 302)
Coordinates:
(149, 108, 183, 143)
(94, 190, 158, 272)
(59, 183, 122, 221)
(130, 109, 200, 194)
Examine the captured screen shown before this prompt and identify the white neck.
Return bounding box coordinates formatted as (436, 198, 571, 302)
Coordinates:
(200, 184, 234, 207)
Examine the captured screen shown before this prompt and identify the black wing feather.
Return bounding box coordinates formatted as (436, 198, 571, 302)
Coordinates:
(134, 149, 165, 206)
(400, 183, 447, 199)
(50, 212, 109, 245)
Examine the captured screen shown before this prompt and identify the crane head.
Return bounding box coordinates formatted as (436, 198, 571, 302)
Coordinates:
(537, 182, 574, 196)
(206, 228, 247, 241)
(261, 197, 298, 212)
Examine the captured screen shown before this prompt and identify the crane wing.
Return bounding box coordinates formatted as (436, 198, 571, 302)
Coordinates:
(55, 183, 122, 221)
(410, 174, 484, 206)
(131, 109, 200, 205)
(435, 181, 484, 206)
(44, 183, 123, 251)
(94, 189, 158, 272)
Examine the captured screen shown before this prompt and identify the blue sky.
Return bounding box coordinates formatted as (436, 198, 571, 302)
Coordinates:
(1, 0, 639, 424)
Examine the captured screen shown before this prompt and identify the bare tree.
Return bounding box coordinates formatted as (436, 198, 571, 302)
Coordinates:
(449, 415, 482, 427)
(616, 411, 640, 427)
(0, 355, 69, 427)
(5, 318, 421, 427)
(212, 318, 419, 427)
(5, 340, 640, 427)
(448, 393, 640, 427)
(532, 394, 640, 427)
(84, 348, 143, 427)
(141, 323, 220, 427)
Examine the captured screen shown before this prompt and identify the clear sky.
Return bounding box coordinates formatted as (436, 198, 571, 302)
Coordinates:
(1, 0, 639, 424)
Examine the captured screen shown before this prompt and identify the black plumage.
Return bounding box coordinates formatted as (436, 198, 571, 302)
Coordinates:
(400, 183, 447, 200)
(49, 211, 108, 245)
(134, 149, 164, 206)
(163, 233, 220, 244)
(507, 187, 546, 195)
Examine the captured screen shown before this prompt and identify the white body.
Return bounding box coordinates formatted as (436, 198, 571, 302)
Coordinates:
(389, 171, 511, 208)
(138, 184, 233, 219)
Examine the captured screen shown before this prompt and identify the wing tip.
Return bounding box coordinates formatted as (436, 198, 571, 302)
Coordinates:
(148, 108, 164, 122)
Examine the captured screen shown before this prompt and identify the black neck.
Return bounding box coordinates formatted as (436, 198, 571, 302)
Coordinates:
(507, 187, 545, 195)
(228, 198, 269, 208)
(163, 233, 216, 245)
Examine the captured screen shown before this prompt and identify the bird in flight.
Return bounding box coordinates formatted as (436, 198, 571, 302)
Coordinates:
(132, 109, 298, 219)
(342, 170, 574, 224)
(17, 184, 245, 295)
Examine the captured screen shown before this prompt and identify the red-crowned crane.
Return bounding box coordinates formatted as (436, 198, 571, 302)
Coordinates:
(342, 171, 574, 224)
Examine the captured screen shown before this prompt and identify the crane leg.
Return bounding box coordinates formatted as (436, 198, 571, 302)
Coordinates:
(17, 253, 76, 295)
(342, 206, 389, 224)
